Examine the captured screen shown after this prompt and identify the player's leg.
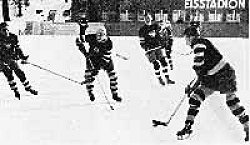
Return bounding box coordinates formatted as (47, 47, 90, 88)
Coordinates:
(84, 60, 98, 101)
(105, 60, 122, 102)
(226, 93, 249, 141)
(146, 51, 165, 85)
(220, 64, 248, 141)
(166, 47, 173, 70)
(2, 65, 20, 99)
(9, 61, 38, 95)
(158, 49, 175, 84)
(177, 86, 214, 139)
(153, 60, 165, 85)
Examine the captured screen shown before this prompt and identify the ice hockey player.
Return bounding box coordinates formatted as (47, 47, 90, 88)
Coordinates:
(157, 19, 174, 70)
(139, 13, 175, 85)
(176, 25, 249, 142)
(76, 19, 122, 102)
(0, 22, 38, 98)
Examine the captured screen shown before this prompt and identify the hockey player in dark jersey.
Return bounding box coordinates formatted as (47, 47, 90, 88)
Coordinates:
(176, 26, 249, 141)
(76, 19, 122, 102)
(157, 19, 174, 70)
(0, 22, 38, 99)
(139, 13, 175, 85)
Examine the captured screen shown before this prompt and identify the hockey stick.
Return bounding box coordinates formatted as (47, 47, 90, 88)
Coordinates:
(145, 46, 163, 54)
(152, 94, 187, 127)
(173, 50, 193, 56)
(115, 53, 129, 60)
(152, 77, 199, 127)
(25, 62, 83, 85)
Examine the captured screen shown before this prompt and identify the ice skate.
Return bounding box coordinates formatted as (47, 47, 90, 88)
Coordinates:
(88, 91, 95, 101)
(177, 124, 193, 140)
(245, 125, 249, 142)
(165, 76, 175, 84)
(112, 93, 122, 102)
(14, 90, 20, 100)
(158, 77, 166, 86)
(25, 87, 38, 95)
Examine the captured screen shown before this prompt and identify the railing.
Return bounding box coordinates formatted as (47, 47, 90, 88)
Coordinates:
(24, 21, 249, 37)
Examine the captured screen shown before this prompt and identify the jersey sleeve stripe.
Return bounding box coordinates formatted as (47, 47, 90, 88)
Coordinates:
(193, 61, 204, 66)
(194, 52, 204, 57)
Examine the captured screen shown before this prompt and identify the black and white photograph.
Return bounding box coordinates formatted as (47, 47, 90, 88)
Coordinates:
(0, 0, 249, 144)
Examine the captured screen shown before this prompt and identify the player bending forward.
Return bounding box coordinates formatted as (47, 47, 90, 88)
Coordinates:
(0, 22, 38, 99)
(139, 13, 175, 85)
(76, 19, 122, 102)
(176, 26, 249, 141)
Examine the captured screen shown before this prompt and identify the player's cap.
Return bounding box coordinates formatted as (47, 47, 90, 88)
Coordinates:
(184, 26, 200, 37)
(0, 22, 8, 30)
(78, 17, 88, 24)
(96, 26, 107, 35)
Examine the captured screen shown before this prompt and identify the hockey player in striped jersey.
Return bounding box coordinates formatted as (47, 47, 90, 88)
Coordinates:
(76, 19, 122, 102)
(139, 13, 175, 85)
(176, 26, 249, 141)
(0, 22, 38, 99)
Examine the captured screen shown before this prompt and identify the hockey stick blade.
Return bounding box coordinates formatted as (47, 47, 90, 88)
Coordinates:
(152, 120, 168, 127)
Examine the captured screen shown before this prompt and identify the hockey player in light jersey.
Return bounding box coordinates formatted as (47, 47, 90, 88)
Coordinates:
(76, 19, 122, 102)
(139, 13, 175, 85)
(157, 19, 174, 70)
(176, 26, 249, 142)
(0, 22, 38, 99)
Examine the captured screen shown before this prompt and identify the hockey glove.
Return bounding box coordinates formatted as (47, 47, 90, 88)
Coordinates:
(76, 38, 84, 47)
(21, 55, 29, 61)
(21, 60, 28, 64)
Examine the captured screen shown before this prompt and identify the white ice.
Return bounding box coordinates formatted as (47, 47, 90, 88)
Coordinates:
(0, 36, 249, 145)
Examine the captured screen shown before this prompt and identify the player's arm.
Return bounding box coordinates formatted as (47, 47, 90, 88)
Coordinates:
(192, 43, 207, 77)
(139, 28, 146, 50)
(10, 34, 29, 61)
(100, 37, 113, 63)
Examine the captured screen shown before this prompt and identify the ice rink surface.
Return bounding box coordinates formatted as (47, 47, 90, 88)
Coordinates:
(0, 36, 249, 145)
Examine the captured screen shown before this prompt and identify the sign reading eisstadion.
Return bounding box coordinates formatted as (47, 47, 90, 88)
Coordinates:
(185, 0, 246, 9)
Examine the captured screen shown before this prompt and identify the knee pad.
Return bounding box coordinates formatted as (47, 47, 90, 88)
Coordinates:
(239, 115, 249, 124)
(232, 106, 245, 116)
(166, 53, 171, 59)
(193, 89, 206, 101)
(189, 97, 201, 108)
(187, 108, 199, 116)
(185, 120, 194, 125)
(226, 97, 240, 107)
(159, 58, 168, 67)
(86, 84, 94, 90)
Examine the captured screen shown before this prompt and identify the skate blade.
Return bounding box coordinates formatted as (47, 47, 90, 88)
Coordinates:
(177, 133, 192, 140)
(152, 120, 167, 127)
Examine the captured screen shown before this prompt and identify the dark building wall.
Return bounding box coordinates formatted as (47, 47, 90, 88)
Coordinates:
(105, 21, 249, 37)
(104, 0, 249, 37)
